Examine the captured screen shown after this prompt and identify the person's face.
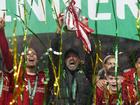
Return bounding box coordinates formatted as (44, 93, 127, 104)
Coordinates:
(104, 57, 115, 71)
(106, 75, 124, 93)
(65, 53, 80, 71)
(26, 48, 38, 68)
(135, 58, 140, 72)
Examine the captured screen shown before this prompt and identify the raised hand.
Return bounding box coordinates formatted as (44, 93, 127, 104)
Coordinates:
(56, 13, 64, 33)
(0, 13, 5, 30)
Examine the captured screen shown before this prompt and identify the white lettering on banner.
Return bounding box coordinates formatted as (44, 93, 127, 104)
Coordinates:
(88, 0, 111, 20)
(0, 0, 11, 22)
(27, 0, 46, 21)
(16, 0, 46, 21)
(88, 0, 138, 20)
(116, 0, 138, 19)
(0, 0, 139, 22)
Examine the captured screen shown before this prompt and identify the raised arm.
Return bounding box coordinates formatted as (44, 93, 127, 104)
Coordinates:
(0, 18, 13, 71)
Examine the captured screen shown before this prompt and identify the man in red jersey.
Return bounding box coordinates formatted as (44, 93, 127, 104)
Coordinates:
(0, 17, 49, 105)
(96, 67, 132, 105)
(123, 49, 140, 104)
(0, 16, 14, 105)
(15, 48, 48, 105)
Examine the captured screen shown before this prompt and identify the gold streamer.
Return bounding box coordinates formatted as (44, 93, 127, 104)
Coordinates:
(55, 33, 63, 96)
(11, 0, 29, 103)
(12, 19, 18, 80)
(92, 39, 102, 105)
(48, 52, 60, 96)
(92, 53, 99, 105)
(10, 54, 24, 105)
(15, 54, 23, 84)
(48, 0, 63, 96)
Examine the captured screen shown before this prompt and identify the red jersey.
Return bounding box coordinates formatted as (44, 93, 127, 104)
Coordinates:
(0, 72, 13, 105)
(0, 29, 13, 70)
(96, 84, 134, 105)
(17, 71, 47, 105)
(0, 28, 14, 104)
(96, 87, 118, 105)
(123, 68, 139, 103)
(0, 24, 48, 105)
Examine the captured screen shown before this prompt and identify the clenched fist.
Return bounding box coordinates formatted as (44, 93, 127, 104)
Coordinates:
(0, 18, 5, 30)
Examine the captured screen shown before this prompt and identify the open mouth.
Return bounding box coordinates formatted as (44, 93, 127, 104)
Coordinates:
(70, 62, 75, 64)
(69, 61, 76, 66)
(111, 85, 117, 88)
(28, 59, 35, 63)
(29, 59, 34, 61)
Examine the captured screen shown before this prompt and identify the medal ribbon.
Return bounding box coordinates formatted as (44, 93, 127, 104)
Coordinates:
(0, 73, 3, 97)
(28, 75, 38, 105)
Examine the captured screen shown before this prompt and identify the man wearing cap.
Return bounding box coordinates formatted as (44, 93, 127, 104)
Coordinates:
(50, 48, 92, 105)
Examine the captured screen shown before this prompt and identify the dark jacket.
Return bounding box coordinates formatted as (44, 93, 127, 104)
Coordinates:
(50, 66, 92, 105)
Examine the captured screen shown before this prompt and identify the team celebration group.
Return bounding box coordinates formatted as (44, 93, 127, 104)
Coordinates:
(0, 12, 140, 105)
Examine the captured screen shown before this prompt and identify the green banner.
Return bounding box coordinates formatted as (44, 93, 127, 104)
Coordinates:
(0, 0, 139, 40)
